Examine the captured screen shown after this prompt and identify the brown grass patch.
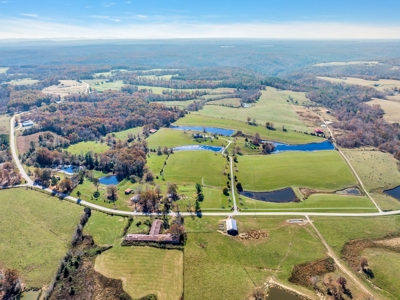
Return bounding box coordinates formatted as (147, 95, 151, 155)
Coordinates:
(16, 131, 63, 154)
(289, 257, 335, 288)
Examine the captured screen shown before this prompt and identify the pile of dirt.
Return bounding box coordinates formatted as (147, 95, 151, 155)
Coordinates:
(49, 235, 133, 300)
(289, 257, 335, 288)
(238, 230, 268, 240)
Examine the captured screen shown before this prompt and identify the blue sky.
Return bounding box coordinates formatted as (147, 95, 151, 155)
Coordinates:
(0, 0, 400, 39)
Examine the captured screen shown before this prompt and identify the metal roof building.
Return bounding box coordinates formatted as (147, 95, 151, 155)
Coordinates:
(226, 218, 238, 236)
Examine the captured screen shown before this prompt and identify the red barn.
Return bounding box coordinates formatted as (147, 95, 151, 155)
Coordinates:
(314, 128, 324, 134)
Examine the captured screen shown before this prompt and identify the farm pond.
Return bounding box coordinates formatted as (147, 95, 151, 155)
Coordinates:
(239, 188, 296, 203)
(170, 125, 235, 136)
(173, 145, 224, 152)
(271, 140, 334, 153)
(384, 186, 400, 201)
(99, 175, 121, 185)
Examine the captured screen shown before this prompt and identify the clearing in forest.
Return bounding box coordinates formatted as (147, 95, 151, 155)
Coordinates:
(317, 76, 400, 92)
(43, 80, 87, 97)
(66, 140, 109, 155)
(367, 98, 400, 123)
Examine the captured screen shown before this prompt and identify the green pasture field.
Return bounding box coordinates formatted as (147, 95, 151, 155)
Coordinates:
(342, 150, 400, 191)
(311, 216, 400, 254)
(0, 67, 9, 74)
(93, 69, 128, 77)
(367, 98, 400, 123)
(162, 151, 226, 187)
(84, 211, 128, 246)
(239, 193, 377, 213)
(200, 93, 235, 100)
(154, 100, 197, 108)
(111, 126, 143, 140)
(72, 178, 135, 211)
(66, 141, 109, 155)
(0, 188, 82, 287)
(317, 76, 400, 92)
(184, 216, 326, 300)
(362, 248, 400, 299)
(147, 154, 167, 175)
(238, 151, 356, 191)
(146, 128, 228, 149)
(85, 80, 124, 92)
(95, 246, 183, 300)
(7, 78, 39, 85)
(206, 98, 241, 106)
(137, 74, 175, 80)
(137, 85, 210, 95)
(194, 88, 311, 131)
(175, 114, 321, 144)
(0, 114, 10, 134)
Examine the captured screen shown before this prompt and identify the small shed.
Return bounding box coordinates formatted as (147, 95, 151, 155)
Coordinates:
(226, 218, 238, 236)
(125, 188, 132, 195)
(149, 129, 157, 134)
(22, 120, 34, 127)
(130, 194, 140, 203)
(314, 128, 324, 134)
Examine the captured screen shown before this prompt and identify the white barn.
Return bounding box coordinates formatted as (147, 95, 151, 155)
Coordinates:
(226, 217, 238, 236)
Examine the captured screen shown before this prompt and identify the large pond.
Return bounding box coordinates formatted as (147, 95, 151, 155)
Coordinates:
(170, 125, 235, 136)
(239, 188, 296, 203)
(173, 145, 224, 152)
(59, 165, 77, 174)
(384, 186, 400, 201)
(272, 140, 335, 153)
(99, 175, 121, 185)
(267, 287, 302, 300)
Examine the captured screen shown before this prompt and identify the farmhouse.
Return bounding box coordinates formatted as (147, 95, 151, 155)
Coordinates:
(226, 217, 238, 236)
(125, 219, 179, 244)
(22, 120, 34, 127)
(314, 128, 324, 134)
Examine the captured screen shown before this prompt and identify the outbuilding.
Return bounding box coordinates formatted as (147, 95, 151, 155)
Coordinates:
(22, 120, 34, 127)
(125, 188, 132, 195)
(226, 217, 238, 236)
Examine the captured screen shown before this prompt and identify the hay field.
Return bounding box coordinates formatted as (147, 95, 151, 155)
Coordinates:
(0, 188, 82, 287)
(206, 98, 241, 106)
(175, 114, 321, 144)
(95, 246, 183, 300)
(367, 98, 400, 123)
(43, 80, 87, 97)
(317, 76, 400, 92)
(238, 151, 356, 191)
(85, 80, 124, 92)
(66, 141, 109, 155)
(0, 114, 10, 134)
(8, 78, 38, 85)
(194, 88, 311, 131)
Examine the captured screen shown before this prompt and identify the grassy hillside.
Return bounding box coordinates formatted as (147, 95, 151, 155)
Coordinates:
(0, 188, 82, 287)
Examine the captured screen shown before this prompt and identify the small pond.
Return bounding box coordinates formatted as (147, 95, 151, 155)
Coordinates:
(99, 175, 121, 185)
(272, 140, 335, 153)
(267, 287, 302, 300)
(239, 188, 296, 203)
(170, 125, 235, 136)
(384, 186, 400, 201)
(173, 145, 224, 152)
(60, 165, 76, 174)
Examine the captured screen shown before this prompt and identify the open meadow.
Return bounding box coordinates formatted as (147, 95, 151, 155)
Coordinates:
(240, 193, 377, 213)
(367, 98, 400, 123)
(66, 140, 109, 155)
(238, 151, 356, 191)
(7, 78, 39, 85)
(111, 126, 143, 140)
(195, 88, 312, 132)
(95, 246, 183, 300)
(162, 151, 226, 187)
(85, 80, 124, 92)
(342, 150, 400, 211)
(0, 114, 10, 134)
(317, 76, 400, 92)
(0, 188, 83, 287)
(42, 80, 87, 97)
(175, 114, 322, 144)
(146, 128, 227, 149)
(137, 85, 210, 94)
(184, 216, 326, 300)
(155, 99, 197, 108)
